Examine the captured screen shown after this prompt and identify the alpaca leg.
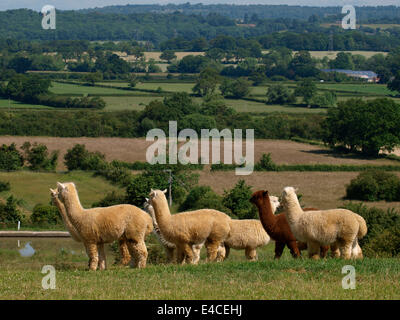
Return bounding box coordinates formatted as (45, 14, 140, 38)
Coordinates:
(119, 240, 131, 266)
(307, 241, 320, 260)
(182, 243, 194, 265)
(351, 239, 363, 259)
(192, 243, 203, 264)
(127, 240, 148, 268)
(86, 243, 99, 271)
(330, 242, 340, 258)
(320, 246, 329, 258)
(205, 240, 220, 262)
(216, 244, 226, 262)
(340, 241, 353, 260)
(165, 246, 176, 263)
(274, 241, 285, 259)
(175, 246, 185, 265)
(287, 241, 301, 258)
(245, 247, 257, 261)
(98, 244, 107, 270)
(224, 246, 231, 260)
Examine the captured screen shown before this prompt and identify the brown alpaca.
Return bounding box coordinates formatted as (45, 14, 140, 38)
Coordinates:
(250, 190, 329, 259)
(50, 188, 131, 267)
(56, 182, 153, 270)
(149, 189, 231, 264)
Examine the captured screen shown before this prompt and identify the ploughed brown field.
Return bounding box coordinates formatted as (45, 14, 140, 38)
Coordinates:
(0, 136, 397, 170)
(1, 136, 399, 212)
(198, 171, 400, 211)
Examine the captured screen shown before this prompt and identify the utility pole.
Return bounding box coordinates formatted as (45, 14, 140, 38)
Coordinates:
(164, 169, 172, 207)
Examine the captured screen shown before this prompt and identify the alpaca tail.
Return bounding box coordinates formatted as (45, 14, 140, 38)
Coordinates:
(355, 214, 367, 239)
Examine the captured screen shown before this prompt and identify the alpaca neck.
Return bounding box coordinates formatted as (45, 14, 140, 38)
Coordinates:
(52, 196, 81, 240)
(284, 195, 303, 226)
(62, 190, 85, 231)
(151, 197, 173, 239)
(256, 197, 277, 233)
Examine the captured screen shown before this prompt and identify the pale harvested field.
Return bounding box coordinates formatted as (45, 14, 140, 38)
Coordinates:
(0, 137, 398, 170)
(199, 171, 400, 211)
(143, 51, 205, 62)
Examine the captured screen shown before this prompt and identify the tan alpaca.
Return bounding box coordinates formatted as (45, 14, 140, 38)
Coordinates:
(281, 187, 367, 260)
(149, 189, 231, 264)
(56, 182, 153, 270)
(50, 189, 131, 268)
(221, 196, 278, 261)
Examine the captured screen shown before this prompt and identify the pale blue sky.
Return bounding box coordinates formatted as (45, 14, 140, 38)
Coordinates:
(0, 1, 399, 11)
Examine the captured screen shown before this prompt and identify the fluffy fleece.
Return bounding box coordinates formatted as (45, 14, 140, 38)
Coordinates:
(143, 198, 205, 264)
(223, 219, 270, 261)
(56, 182, 153, 270)
(50, 188, 131, 267)
(281, 187, 367, 260)
(149, 189, 231, 264)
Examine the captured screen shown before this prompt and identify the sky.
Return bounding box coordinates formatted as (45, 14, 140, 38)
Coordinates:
(0, 0, 399, 11)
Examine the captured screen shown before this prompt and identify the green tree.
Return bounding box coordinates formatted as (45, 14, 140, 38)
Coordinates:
(388, 71, 400, 95)
(192, 68, 220, 97)
(294, 79, 317, 106)
(266, 84, 295, 104)
(160, 50, 177, 63)
(0, 144, 24, 171)
(220, 77, 251, 99)
(324, 98, 400, 156)
(222, 180, 257, 219)
(21, 142, 58, 171)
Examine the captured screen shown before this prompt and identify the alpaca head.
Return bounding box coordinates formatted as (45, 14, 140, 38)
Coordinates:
(250, 190, 280, 213)
(148, 189, 168, 205)
(269, 196, 280, 213)
(56, 182, 77, 202)
(281, 186, 299, 209)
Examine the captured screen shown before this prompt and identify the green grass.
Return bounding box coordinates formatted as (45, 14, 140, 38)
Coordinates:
(0, 171, 122, 212)
(316, 83, 394, 96)
(50, 82, 130, 96)
(0, 98, 52, 110)
(102, 96, 164, 111)
(135, 82, 195, 93)
(0, 238, 399, 299)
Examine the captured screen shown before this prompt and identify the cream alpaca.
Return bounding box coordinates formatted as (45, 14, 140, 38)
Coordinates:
(281, 187, 367, 260)
(50, 189, 131, 267)
(56, 182, 153, 270)
(149, 189, 231, 264)
(143, 197, 205, 264)
(223, 219, 270, 261)
(222, 196, 277, 261)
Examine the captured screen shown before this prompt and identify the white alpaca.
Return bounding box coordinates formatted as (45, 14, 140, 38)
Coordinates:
(281, 187, 367, 260)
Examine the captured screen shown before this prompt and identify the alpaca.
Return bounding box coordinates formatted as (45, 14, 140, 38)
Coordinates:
(250, 190, 330, 259)
(223, 219, 270, 261)
(55, 182, 153, 270)
(143, 198, 205, 264)
(149, 189, 231, 264)
(50, 188, 131, 267)
(281, 187, 367, 260)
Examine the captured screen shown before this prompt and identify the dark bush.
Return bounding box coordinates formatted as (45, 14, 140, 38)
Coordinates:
(346, 170, 400, 201)
(30, 204, 61, 226)
(179, 186, 229, 213)
(21, 142, 58, 171)
(0, 181, 10, 193)
(0, 196, 24, 224)
(222, 180, 257, 219)
(0, 143, 24, 171)
(254, 153, 278, 171)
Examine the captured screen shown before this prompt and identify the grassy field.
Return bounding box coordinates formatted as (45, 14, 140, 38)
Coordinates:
(49, 82, 130, 96)
(0, 171, 122, 212)
(0, 98, 52, 110)
(101, 95, 163, 111)
(0, 237, 399, 299)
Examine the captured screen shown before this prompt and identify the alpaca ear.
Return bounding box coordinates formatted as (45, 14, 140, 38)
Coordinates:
(294, 187, 299, 193)
(162, 189, 167, 194)
(57, 182, 66, 190)
(145, 198, 149, 202)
